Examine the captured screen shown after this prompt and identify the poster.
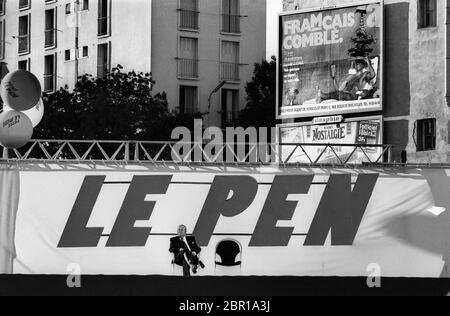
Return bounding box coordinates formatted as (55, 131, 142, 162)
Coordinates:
(278, 118, 382, 164)
(278, 1, 383, 119)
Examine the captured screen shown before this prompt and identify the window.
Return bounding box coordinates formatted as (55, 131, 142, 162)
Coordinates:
(220, 41, 239, 81)
(98, 0, 110, 36)
(179, 86, 198, 114)
(44, 54, 56, 92)
(65, 49, 74, 61)
(82, 46, 89, 57)
(0, 21, 4, 60)
(97, 42, 110, 78)
(82, 0, 89, 10)
(18, 59, 29, 71)
(45, 8, 56, 48)
(65, 3, 72, 14)
(19, 0, 31, 10)
(178, 37, 198, 78)
(18, 15, 30, 54)
(418, 0, 437, 28)
(221, 89, 239, 127)
(417, 118, 436, 151)
(0, 0, 5, 15)
(178, 0, 199, 30)
(222, 0, 240, 33)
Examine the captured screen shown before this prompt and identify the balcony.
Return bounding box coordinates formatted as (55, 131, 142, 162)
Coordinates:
(45, 29, 56, 48)
(177, 59, 199, 79)
(220, 62, 239, 81)
(98, 17, 110, 37)
(18, 34, 29, 54)
(43, 74, 54, 92)
(178, 9, 199, 30)
(221, 14, 240, 33)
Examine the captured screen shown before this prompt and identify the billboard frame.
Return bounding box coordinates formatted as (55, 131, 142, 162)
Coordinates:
(276, 0, 384, 120)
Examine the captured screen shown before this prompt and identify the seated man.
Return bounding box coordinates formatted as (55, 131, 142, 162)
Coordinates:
(169, 224, 204, 277)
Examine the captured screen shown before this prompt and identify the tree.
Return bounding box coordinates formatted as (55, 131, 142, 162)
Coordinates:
(235, 56, 277, 129)
(34, 65, 175, 141)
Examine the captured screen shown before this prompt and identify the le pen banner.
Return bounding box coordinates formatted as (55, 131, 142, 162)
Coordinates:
(1, 163, 450, 278)
(278, 1, 383, 119)
(278, 117, 382, 164)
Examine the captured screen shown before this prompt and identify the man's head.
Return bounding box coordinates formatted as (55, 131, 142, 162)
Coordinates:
(177, 225, 187, 238)
(355, 59, 368, 71)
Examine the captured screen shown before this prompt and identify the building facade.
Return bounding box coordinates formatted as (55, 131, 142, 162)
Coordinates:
(282, 0, 450, 163)
(0, 0, 152, 91)
(151, 0, 267, 128)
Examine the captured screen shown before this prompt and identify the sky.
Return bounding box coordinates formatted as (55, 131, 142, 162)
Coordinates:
(266, 0, 283, 59)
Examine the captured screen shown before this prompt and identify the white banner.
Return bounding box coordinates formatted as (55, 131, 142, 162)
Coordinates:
(1, 163, 449, 277)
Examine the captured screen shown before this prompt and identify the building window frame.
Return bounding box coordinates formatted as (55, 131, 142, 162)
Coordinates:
(98, 0, 111, 38)
(177, 0, 199, 31)
(0, 0, 6, 16)
(97, 41, 111, 79)
(221, 88, 239, 128)
(44, 53, 57, 93)
(0, 20, 5, 60)
(219, 39, 240, 82)
(18, 14, 31, 55)
(18, 58, 31, 71)
(177, 35, 199, 79)
(45, 7, 57, 50)
(179, 85, 199, 115)
(221, 0, 241, 34)
(19, 0, 31, 11)
(418, 0, 437, 29)
(416, 118, 437, 152)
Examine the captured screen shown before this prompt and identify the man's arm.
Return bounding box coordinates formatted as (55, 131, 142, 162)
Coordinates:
(169, 238, 181, 254)
(191, 237, 201, 254)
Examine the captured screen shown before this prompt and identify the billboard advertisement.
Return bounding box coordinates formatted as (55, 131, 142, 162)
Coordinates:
(278, 116, 383, 164)
(277, 1, 383, 119)
(1, 163, 450, 278)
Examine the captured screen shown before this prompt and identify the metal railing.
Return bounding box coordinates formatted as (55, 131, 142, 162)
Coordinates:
(178, 9, 199, 30)
(177, 58, 199, 78)
(0, 140, 394, 166)
(220, 62, 239, 81)
(221, 14, 240, 33)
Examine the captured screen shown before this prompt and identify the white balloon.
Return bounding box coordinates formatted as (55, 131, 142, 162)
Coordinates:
(0, 70, 42, 111)
(0, 110, 33, 149)
(22, 99, 44, 127)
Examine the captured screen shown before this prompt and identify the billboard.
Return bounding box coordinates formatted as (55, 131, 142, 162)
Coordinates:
(1, 163, 450, 278)
(278, 116, 383, 164)
(277, 1, 383, 119)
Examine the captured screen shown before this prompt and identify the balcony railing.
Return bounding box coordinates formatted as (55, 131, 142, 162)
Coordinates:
(43, 74, 54, 92)
(221, 14, 240, 33)
(98, 16, 110, 36)
(18, 34, 29, 54)
(178, 9, 199, 30)
(220, 62, 239, 81)
(45, 29, 56, 48)
(177, 58, 199, 78)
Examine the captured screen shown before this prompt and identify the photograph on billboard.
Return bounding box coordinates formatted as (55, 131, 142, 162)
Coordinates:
(278, 116, 383, 164)
(277, 1, 383, 119)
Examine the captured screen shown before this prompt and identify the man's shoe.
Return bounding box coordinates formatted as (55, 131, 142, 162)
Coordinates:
(192, 266, 198, 274)
(199, 261, 205, 269)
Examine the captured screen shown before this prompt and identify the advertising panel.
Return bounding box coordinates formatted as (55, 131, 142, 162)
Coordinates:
(1, 163, 449, 278)
(278, 1, 383, 119)
(278, 117, 383, 164)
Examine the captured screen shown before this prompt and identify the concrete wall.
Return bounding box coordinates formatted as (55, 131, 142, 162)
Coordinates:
(1, 0, 152, 91)
(151, 0, 267, 127)
(282, 0, 450, 163)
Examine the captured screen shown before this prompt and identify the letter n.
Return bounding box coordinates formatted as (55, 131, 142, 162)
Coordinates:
(304, 174, 379, 246)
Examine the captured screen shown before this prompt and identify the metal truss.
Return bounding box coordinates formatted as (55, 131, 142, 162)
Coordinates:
(0, 140, 394, 166)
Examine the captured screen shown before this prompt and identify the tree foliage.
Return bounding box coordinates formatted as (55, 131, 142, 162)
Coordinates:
(235, 56, 277, 128)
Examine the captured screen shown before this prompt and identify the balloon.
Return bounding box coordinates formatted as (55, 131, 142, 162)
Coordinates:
(0, 110, 33, 149)
(2, 98, 44, 128)
(22, 99, 44, 127)
(0, 70, 42, 111)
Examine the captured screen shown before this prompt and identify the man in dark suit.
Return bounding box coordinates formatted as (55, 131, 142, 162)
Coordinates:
(169, 225, 204, 276)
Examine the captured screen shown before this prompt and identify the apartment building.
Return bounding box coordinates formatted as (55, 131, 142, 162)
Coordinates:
(282, 0, 450, 163)
(151, 0, 267, 128)
(0, 0, 151, 92)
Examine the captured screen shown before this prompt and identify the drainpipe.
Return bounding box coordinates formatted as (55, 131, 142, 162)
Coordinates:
(446, 1, 450, 106)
